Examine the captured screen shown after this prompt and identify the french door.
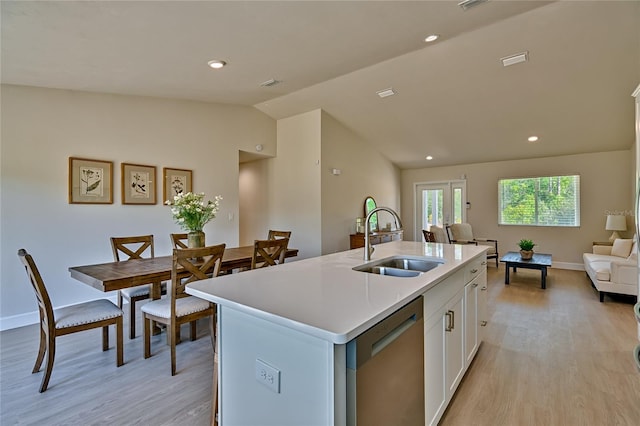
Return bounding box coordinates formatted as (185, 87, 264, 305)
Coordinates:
(415, 180, 466, 241)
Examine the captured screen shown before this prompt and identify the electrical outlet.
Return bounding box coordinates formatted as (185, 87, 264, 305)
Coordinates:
(255, 359, 280, 393)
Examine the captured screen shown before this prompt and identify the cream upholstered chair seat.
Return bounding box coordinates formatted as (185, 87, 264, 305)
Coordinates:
(54, 300, 123, 329)
(141, 297, 212, 319)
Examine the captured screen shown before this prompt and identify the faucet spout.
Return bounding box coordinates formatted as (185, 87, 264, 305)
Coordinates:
(364, 206, 403, 261)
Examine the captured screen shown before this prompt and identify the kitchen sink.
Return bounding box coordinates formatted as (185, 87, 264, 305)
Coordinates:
(353, 255, 443, 278)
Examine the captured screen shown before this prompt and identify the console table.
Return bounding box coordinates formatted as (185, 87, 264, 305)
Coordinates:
(349, 230, 403, 249)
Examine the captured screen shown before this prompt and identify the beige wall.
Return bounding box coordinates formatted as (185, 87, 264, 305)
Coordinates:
(0, 84, 276, 329)
(401, 150, 633, 268)
(239, 159, 270, 245)
(267, 110, 323, 258)
(320, 111, 401, 254)
(238, 110, 401, 257)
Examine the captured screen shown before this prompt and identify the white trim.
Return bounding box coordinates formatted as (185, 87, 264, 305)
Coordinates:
(553, 262, 584, 271)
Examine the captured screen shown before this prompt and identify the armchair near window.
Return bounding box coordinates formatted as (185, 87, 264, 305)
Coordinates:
(446, 223, 499, 267)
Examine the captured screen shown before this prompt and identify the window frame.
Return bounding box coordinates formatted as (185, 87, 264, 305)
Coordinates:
(498, 174, 580, 227)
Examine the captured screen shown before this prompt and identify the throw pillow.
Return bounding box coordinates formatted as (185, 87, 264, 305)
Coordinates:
(611, 238, 633, 258)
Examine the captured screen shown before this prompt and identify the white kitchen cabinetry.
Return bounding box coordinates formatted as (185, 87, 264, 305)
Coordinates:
(186, 241, 489, 426)
(424, 255, 487, 426)
(465, 258, 487, 363)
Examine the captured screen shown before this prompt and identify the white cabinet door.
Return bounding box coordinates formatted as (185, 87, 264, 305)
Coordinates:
(424, 310, 446, 426)
(445, 290, 465, 395)
(478, 272, 488, 341)
(464, 278, 479, 364)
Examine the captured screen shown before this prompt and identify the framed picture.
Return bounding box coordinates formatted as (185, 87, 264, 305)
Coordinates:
(163, 167, 192, 203)
(121, 163, 156, 205)
(68, 157, 113, 204)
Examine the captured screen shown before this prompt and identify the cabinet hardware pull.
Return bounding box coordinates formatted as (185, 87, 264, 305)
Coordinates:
(445, 310, 454, 332)
(480, 320, 487, 327)
(472, 283, 478, 288)
(470, 268, 478, 273)
(481, 286, 487, 291)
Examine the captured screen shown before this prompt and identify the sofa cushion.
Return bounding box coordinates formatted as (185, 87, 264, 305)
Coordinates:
(611, 239, 633, 258)
(628, 241, 638, 261)
(592, 263, 611, 281)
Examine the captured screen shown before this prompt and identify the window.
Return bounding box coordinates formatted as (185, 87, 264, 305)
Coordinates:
(498, 175, 580, 226)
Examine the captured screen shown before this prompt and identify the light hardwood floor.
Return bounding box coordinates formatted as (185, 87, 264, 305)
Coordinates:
(1, 267, 638, 425)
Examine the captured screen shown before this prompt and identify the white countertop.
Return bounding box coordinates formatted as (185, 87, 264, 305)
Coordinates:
(186, 241, 487, 344)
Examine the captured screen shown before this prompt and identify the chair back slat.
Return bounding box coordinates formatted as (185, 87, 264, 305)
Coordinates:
(170, 233, 189, 249)
(422, 230, 436, 242)
(171, 244, 226, 305)
(110, 235, 154, 261)
(268, 230, 291, 240)
(17, 249, 55, 335)
(251, 238, 289, 269)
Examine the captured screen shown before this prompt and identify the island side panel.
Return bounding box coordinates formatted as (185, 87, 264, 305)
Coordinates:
(219, 306, 340, 426)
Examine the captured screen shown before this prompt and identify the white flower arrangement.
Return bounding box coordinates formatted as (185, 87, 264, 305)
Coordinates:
(166, 192, 222, 233)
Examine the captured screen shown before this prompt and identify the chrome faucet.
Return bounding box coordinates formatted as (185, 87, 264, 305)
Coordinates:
(364, 206, 403, 261)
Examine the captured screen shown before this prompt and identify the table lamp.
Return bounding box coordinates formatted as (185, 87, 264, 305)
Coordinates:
(605, 215, 627, 242)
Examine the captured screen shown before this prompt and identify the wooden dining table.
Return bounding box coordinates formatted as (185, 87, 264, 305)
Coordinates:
(68, 245, 299, 297)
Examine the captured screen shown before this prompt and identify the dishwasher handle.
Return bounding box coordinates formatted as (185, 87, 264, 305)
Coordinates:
(347, 297, 423, 370)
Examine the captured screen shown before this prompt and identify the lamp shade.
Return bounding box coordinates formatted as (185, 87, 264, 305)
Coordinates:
(605, 215, 627, 242)
(605, 215, 627, 231)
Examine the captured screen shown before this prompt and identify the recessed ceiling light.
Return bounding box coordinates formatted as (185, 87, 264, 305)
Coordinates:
(528, 136, 539, 142)
(424, 34, 439, 43)
(376, 88, 396, 98)
(207, 60, 227, 69)
(426, 155, 433, 160)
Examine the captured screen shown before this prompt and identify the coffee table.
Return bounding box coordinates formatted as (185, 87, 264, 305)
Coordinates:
(500, 251, 552, 289)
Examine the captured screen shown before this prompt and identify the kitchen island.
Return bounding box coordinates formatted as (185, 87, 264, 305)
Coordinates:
(187, 240, 488, 426)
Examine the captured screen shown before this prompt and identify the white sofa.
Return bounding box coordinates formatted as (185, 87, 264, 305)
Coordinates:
(583, 238, 638, 302)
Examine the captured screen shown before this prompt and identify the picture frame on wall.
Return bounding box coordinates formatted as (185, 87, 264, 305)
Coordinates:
(68, 157, 113, 204)
(163, 167, 192, 203)
(122, 163, 156, 205)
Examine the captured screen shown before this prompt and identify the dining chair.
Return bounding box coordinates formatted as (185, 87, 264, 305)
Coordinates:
(268, 230, 292, 240)
(17, 249, 124, 392)
(141, 244, 226, 376)
(251, 238, 289, 269)
(446, 223, 499, 267)
(110, 235, 166, 339)
(170, 233, 189, 249)
(422, 230, 436, 242)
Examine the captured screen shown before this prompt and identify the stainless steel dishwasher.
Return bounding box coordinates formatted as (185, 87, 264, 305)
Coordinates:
(346, 296, 424, 425)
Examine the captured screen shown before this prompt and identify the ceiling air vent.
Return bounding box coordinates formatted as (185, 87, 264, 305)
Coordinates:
(501, 51, 529, 67)
(458, 0, 489, 11)
(376, 88, 396, 98)
(260, 79, 280, 87)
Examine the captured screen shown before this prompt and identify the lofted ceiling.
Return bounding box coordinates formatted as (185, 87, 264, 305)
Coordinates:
(2, 1, 639, 169)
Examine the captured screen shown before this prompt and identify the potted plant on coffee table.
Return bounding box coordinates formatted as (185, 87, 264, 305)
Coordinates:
(518, 239, 535, 260)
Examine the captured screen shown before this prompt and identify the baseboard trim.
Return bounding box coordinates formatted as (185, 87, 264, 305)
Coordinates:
(553, 262, 584, 271)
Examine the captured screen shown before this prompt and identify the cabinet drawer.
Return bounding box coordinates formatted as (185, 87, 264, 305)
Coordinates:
(464, 256, 484, 284)
(423, 269, 464, 316)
